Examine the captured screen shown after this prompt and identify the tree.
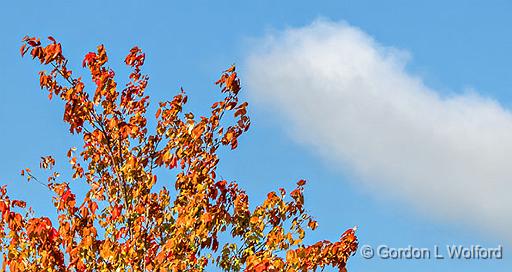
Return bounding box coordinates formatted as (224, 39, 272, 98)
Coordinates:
(0, 36, 358, 271)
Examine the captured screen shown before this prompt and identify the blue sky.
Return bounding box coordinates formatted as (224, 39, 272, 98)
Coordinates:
(0, 1, 510, 271)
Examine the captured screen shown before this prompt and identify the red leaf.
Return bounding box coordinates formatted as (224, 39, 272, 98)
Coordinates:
(20, 44, 26, 57)
(112, 205, 122, 220)
(82, 52, 96, 67)
(90, 202, 98, 214)
(49, 227, 59, 241)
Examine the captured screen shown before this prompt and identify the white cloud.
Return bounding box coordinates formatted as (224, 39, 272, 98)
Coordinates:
(245, 20, 512, 241)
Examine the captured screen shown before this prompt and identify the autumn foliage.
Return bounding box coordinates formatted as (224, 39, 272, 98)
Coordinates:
(0, 36, 358, 271)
